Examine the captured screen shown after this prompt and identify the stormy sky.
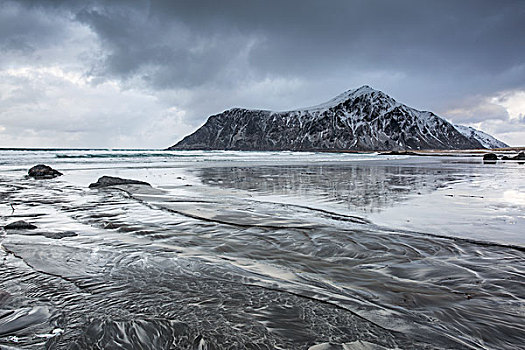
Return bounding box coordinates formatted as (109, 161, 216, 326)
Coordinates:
(1, 0, 524, 148)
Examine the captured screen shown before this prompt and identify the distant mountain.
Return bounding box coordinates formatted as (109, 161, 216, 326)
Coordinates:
(169, 86, 505, 151)
(453, 124, 508, 149)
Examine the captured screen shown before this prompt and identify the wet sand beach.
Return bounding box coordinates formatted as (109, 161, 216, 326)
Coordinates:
(0, 150, 524, 349)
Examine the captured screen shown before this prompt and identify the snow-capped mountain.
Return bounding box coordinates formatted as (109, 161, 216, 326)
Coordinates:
(453, 124, 508, 149)
(169, 86, 504, 151)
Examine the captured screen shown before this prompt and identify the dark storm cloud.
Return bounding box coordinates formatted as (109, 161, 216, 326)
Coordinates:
(75, 4, 250, 89)
(16, 0, 524, 92)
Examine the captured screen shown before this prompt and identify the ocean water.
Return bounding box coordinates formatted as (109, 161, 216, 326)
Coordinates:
(0, 149, 524, 349)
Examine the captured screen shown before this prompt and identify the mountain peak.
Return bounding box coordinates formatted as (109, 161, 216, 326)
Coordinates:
(354, 84, 374, 92)
(343, 85, 385, 98)
(300, 85, 394, 111)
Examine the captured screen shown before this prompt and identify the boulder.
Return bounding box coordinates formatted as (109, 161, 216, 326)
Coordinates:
(41, 231, 78, 239)
(4, 220, 37, 230)
(380, 151, 418, 156)
(482, 153, 498, 163)
(89, 176, 151, 188)
(27, 164, 63, 179)
(0, 290, 10, 303)
(501, 152, 525, 161)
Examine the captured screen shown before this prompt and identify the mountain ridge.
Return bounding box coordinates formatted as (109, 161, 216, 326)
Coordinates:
(169, 86, 506, 151)
(453, 124, 508, 149)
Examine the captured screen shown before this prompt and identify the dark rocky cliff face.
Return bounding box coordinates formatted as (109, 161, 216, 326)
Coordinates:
(169, 86, 486, 151)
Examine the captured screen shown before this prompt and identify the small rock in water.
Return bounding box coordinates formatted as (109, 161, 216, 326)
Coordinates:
(27, 164, 63, 179)
(380, 150, 418, 156)
(89, 175, 151, 188)
(0, 290, 11, 303)
(41, 231, 78, 239)
(482, 153, 498, 164)
(4, 220, 37, 230)
(8, 336, 19, 343)
(502, 151, 525, 161)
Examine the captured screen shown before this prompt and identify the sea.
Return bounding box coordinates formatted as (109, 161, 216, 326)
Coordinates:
(0, 149, 524, 349)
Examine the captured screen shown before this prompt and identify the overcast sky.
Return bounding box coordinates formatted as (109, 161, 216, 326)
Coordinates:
(1, 0, 524, 148)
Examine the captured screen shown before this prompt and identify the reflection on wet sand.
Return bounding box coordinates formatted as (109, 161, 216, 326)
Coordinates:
(197, 164, 470, 213)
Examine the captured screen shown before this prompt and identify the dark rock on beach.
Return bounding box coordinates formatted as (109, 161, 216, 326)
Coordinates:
(502, 152, 525, 161)
(4, 220, 37, 230)
(89, 176, 151, 188)
(483, 153, 498, 163)
(27, 164, 63, 179)
(0, 290, 10, 303)
(41, 231, 78, 239)
(380, 150, 418, 156)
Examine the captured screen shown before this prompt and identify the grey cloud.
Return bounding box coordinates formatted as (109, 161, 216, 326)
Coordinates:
(0, 2, 70, 55)
(444, 95, 511, 124)
(18, 0, 525, 94)
(73, 3, 257, 89)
